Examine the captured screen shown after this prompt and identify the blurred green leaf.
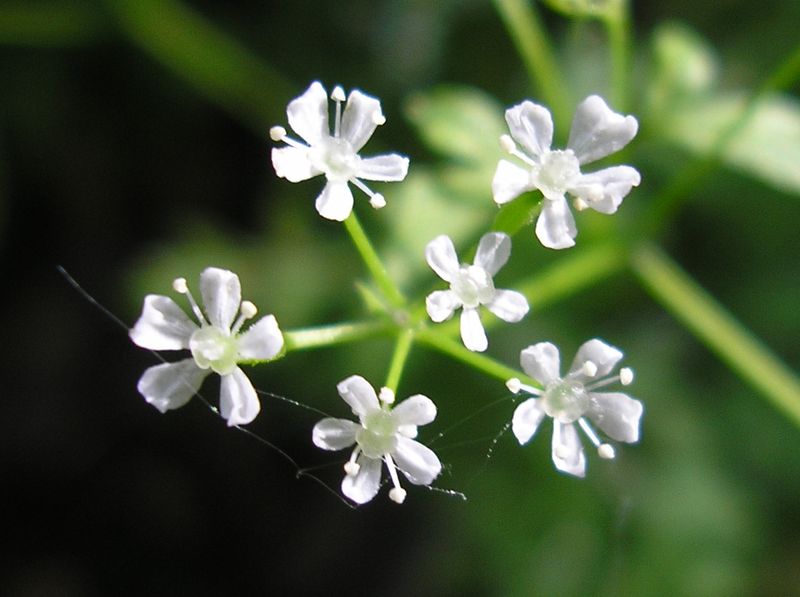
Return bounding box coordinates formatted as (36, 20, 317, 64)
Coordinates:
(0, 1, 103, 45)
(666, 93, 800, 195)
(542, 0, 620, 19)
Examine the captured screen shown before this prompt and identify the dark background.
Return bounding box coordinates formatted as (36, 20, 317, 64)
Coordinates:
(2, 1, 800, 595)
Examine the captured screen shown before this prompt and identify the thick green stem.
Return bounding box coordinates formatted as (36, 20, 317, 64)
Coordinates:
(631, 244, 800, 428)
(284, 320, 388, 352)
(604, 0, 631, 111)
(385, 329, 415, 392)
(343, 211, 406, 308)
(493, 0, 571, 127)
(416, 328, 525, 384)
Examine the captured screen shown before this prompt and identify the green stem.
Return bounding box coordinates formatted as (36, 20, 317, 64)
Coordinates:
(284, 320, 389, 352)
(385, 329, 415, 392)
(642, 41, 800, 234)
(604, 0, 631, 111)
(493, 0, 571, 127)
(631, 244, 800, 428)
(343, 211, 405, 308)
(416, 328, 525, 384)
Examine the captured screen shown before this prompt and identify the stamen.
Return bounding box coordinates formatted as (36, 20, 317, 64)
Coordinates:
(172, 276, 206, 325)
(598, 444, 616, 459)
(344, 448, 361, 476)
(506, 377, 521, 394)
(269, 125, 287, 141)
(351, 177, 379, 200)
(620, 367, 634, 386)
(573, 197, 589, 211)
(581, 360, 598, 377)
(384, 454, 405, 504)
(578, 417, 602, 447)
(369, 193, 386, 209)
(231, 300, 257, 334)
(499, 134, 516, 154)
(379, 387, 395, 405)
(331, 85, 345, 138)
(585, 375, 620, 391)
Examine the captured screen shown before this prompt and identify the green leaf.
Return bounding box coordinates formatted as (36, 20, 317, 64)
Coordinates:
(541, 0, 620, 19)
(665, 92, 800, 195)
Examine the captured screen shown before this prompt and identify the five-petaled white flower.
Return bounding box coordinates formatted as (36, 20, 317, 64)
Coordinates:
(312, 375, 442, 505)
(425, 232, 529, 352)
(129, 267, 284, 427)
(492, 95, 640, 250)
(270, 81, 409, 221)
(507, 339, 643, 477)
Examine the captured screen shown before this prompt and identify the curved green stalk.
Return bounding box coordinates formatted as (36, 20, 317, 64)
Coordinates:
(631, 244, 800, 428)
(385, 329, 415, 392)
(604, 0, 632, 110)
(343, 212, 406, 308)
(284, 320, 389, 352)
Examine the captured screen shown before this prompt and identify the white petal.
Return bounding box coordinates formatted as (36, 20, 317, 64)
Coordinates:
(219, 367, 260, 426)
(460, 308, 488, 352)
(129, 295, 197, 350)
(342, 455, 382, 504)
(487, 289, 529, 322)
(393, 436, 441, 485)
(237, 315, 284, 361)
(425, 290, 460, 323)
(425, 235, 460, 282)
(492, 159, 532, 205)
(357, 154, 408, 182)
(512, 398, 546, 445)
(535, 196, 577, 250)
(341, 89, 382, 152)
(474, 232, 511, 276)
(567, 95, 638, 165)
(552, 421, 586, 477)
(315, 181, 354, 221)
(392, 394, 437, 427)
(568, 338, 623, 379)
(568, 166, 641, 214)
(312, 418, 359, 450)
(588, 392, 643, 443)
(271, 146, 320, 182)
(137, 358, 208, 413)
(337, 375, 380, 418)
(199, 267, 241, 331)
(505, 100, 554, 158)
(520, 342, 561, 385)
(286, 81, 329, 146)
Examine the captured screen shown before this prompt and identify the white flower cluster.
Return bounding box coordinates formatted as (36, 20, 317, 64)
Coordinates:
(128, 82, 645, 504)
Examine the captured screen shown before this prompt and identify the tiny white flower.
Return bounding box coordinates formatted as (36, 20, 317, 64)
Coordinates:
(129, 267, 284, 426)
(508, 339, 643, 477)
(492, 95, 640, 249)
(271, 81, 409, 221)
(425, 232, 529, 352)
(312, 375, 442, 505)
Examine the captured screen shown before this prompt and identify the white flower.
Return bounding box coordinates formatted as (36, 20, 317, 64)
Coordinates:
(129, 267, 284, 426)
(508, 339, 642, 477)
(492, 95, 640, 249)
(425, 232, 529, 352)
(270, 81, 409, 221)
(312, 375, 442, 505)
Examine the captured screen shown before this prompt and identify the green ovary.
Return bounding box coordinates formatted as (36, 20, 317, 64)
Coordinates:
(190, 326, 238, 376)
(541, 379, 589, 423)
(356, 410, 398, 458)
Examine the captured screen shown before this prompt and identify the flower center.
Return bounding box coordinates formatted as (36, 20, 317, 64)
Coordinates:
(356, 409, 398, 459)
(309, 136, 359, 182)
(450, 265, 495, 309)
(189, 326, 238, 376)
(541, 379, 589, 423)
(534, 149, 580, 200)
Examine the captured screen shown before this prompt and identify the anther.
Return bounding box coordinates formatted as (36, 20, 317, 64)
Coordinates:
(240, 300, 257, 319)
(573, 197, 589, 211)
(331, 86, 346, 102)
(344, 461, 360, 476)
(379, 387, 395, 405)
(582, 360, 598, 377)
(369, 193, 386, 209)
(500, 134, 517, 154)
(598, 444, 616, 459)
(620, 367, 634, 386)
(389, 487, 407, 504)
(172, 277, 188, 294)
(506, 377, 521, 394)
(269, 126, 287, 142)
